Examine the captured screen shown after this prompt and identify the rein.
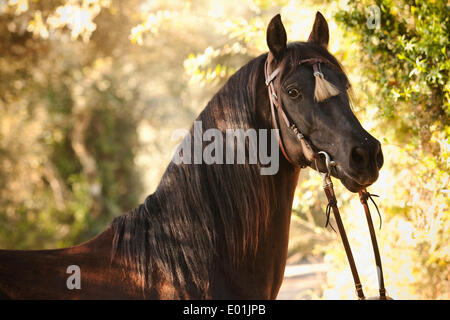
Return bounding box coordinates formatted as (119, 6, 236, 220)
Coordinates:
(265, 57, 390, 300)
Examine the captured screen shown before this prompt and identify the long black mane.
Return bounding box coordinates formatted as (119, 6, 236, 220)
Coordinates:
(110, 53, 278, 298)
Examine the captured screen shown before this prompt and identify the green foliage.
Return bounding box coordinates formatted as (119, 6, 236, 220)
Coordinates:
(0, 0, 152, 249)
(331, 0, 449, 299)
(0, 0, 240, 249)
(336, 0, 449, 161)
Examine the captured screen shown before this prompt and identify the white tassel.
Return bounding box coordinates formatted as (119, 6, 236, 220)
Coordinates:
(313, 71, 340, 102)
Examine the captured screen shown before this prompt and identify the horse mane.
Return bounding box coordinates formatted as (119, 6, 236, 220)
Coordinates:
(110, 53, 278, 298)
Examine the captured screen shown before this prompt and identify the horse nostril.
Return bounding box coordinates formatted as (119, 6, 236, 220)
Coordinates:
(350, 147, 369, 170)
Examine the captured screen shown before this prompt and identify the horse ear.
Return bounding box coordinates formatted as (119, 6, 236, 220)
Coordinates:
(266, 14, 287, 60)
(308, 11, 329, 49)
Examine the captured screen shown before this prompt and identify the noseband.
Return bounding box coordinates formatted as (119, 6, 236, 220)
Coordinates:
(265, 57, 390, 300)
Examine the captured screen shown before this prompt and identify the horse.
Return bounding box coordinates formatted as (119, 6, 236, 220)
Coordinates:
(0, 12, 383, 299)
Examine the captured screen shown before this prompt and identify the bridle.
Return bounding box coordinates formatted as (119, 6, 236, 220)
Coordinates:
(265, 56, 390, 300)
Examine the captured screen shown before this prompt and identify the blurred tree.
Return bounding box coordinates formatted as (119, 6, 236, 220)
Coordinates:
(0, 0, 142, 248)
(0, 0, 207, 249)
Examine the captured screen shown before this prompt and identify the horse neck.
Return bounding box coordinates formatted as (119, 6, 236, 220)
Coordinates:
(210, 157, 300, 299)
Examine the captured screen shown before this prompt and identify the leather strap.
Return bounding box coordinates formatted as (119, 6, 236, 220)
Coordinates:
(359, 189, 387, 299)
(323, 179, 365, 300)
(298, 57, 342, 72)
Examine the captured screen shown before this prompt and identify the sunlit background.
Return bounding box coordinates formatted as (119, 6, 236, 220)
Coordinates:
(0, 0, 448, 299)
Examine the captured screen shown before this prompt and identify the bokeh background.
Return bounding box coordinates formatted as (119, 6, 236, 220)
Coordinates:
(0, 0, 448, 299)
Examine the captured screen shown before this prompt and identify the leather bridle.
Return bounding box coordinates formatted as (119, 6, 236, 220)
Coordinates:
(265, 56, 390, 300)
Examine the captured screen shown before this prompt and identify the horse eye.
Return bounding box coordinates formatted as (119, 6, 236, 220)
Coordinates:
(287, 88, 301, 99)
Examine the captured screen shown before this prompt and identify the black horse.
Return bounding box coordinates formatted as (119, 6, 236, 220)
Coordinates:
(0, 12, 383, 299)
